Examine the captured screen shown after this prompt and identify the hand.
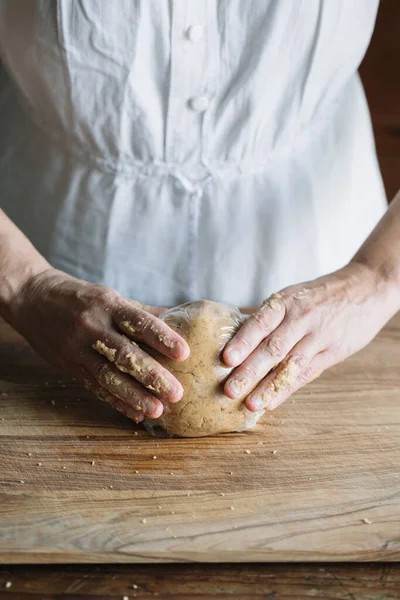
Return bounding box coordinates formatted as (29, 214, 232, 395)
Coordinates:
(223, 262, 400, 411)
(9, 268, 190, 422)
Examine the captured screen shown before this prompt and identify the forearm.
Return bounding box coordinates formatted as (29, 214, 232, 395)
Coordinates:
(352, 190, 400, 292)
(0, 209, 50, 322)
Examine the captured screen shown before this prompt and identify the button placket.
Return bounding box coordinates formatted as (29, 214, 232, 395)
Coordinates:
(164, 0, 215, 165)
(164, 1, 218, 299)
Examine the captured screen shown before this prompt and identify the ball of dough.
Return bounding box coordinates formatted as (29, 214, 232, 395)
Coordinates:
(143, 300, 265, 437)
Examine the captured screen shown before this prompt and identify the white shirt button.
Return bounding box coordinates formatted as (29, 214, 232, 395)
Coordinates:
(189, 95, 210, 112)
(186, 24, 204, 43)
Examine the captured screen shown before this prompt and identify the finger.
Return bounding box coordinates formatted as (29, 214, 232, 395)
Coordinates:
(224, 318, 306, 399)
(246, 339, 328, 412)
(263, 351, 329, 411)
(128, 300, 166, 318)
(223, 293, 286, 367)
(92, 332, 183, 403)
(82, 374, 145, 423)
(113, 300, 190, 361)
(146, 306, 167, 318)
(83, 353, 164, 418)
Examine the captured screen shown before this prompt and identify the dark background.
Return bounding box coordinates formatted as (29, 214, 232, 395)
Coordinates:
(360, 0, 400, 202)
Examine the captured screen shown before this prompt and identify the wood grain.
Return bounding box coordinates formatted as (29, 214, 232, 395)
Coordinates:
(0, 563, 400, 599)
(0, 314, 400, 564)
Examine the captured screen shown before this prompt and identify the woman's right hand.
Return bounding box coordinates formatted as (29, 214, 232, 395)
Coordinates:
(8, 268, 190, 423)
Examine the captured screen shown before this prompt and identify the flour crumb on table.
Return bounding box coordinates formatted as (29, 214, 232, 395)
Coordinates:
(4, 581, 12, 589)
(91, 461, 95, 465)
(141, 518, 147, 524)
(362, 518, 372, 524)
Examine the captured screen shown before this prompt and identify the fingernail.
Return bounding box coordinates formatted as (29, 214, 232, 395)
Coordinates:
(267, 397, 280, 410)
(126, 407, 144, 422)
(228, 378, 248, 397)
(249, 396, 266, 411)
(170, 342, 180, 358)
(146, 400, 163, 419)
(172, 340, 190, 361)
(142, 398, 159, 415)
(169, 383, 183, 402)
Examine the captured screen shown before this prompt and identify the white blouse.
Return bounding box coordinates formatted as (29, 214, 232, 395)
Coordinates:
(0, 0, 387, 306)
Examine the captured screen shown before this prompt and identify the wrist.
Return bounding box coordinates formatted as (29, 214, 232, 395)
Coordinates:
(0, 258, 51, 325)
(348, 258, 400, 308)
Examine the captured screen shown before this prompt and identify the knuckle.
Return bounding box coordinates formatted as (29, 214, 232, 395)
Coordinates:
(289, 352, 309, 370)
(253, 310, 271, 332)
(75, 309, 93, 331)
(297, 366, 315, 383)
(232, 335, 252, 352)
(142, 367, 160, 387)
(298, 302, 313, 319)
(131, 314, 152, 335)
(112, 341, 131, 364)
(123, 386, 142, 407)
(97, 287, 118, 309)
(92, 362, 111, 386)
(240, 364, 259, 382)
(265, 336, 285, 358)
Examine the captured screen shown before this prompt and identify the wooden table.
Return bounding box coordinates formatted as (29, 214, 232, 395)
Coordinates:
(0, 563, 399, 599)
(1, 313, 400, 564)
(0, 312, 400, 600)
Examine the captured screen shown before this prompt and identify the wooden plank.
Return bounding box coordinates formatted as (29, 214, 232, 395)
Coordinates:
(0, 563, 400, 599)
(0, 315, 400, 563)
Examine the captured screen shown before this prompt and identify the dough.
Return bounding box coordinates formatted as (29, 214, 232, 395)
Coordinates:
(143, 300, 265, 437)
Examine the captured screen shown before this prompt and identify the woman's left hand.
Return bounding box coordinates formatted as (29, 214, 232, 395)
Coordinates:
(223, 261, 400, 412)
